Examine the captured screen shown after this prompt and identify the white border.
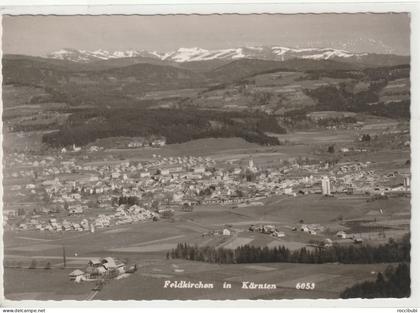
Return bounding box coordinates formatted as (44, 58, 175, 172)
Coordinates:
(0, 1, 419, 309)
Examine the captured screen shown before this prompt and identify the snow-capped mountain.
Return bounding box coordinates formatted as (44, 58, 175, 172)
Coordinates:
(47, 46, 367, 63)
(48, 48, 160, 63)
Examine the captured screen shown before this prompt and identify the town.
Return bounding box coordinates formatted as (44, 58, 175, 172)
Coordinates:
(3, 141, 410, 235)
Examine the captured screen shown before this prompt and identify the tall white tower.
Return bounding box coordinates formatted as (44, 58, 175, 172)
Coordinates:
(403, 176, 410, 191)
(248, 158, 257, 172)
(321, 176, 331, 196)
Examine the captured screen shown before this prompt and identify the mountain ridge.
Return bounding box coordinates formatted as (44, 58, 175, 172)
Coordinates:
(46, 46, 407, 64)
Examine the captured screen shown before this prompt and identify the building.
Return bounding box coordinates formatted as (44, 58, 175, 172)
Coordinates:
(321, 176, 331, 196)
(272, 231, 285, 238)
(336, 231, 347, 239)
(248, 158, 257, 172)
(85, 257, 126, 278)
(69, 269, 86, 282)
(324, 238, 333, 247)
(403, 176, 411, 191)
(222, 228, 231, 236)
(193, 166, 206, 174)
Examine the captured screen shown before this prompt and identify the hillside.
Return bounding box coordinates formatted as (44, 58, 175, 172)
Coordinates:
(187, 64, 410, 119)
(2, 51, 410, 148)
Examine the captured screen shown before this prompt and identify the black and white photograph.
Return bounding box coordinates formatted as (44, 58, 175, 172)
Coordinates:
(0, 8, 416, 305)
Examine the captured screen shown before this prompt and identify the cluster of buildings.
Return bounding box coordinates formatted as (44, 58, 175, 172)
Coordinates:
(249, 224, 285, 238)
(69, 257, 128, 283)
(127, 137, 166, 148)
(16, 204, 158, 232)
(202, 228, 232, 237)
(3, 145, 410, 233)
(297, 224, 326, 236)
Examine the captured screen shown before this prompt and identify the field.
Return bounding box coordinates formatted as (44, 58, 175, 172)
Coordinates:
(4, 260, 392, 300)
(4, 187, 410, 300)
(94, 261, 392, 300)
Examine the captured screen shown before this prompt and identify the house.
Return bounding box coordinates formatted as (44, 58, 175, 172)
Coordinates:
(68, 206, 83, 216)
(172, 193, 184, 202)
(140, 171, 150, 178)
(89, 146, 100, 152)
(233, 168, 242, 175)
(160, 169, 170, 176)
(262, 225, 276, 234)
(323, 238, 333, 247)
(101, 257, 126, 274)
(62, 220, 72, 231)
(151, 138, 166, 147)
(86, 258, 107, 277)
(69, 269, 85, 282)
(353, 237, 364, 244)
(336, 231, 347, 239)
(193, 166, 206, 174)
(222, 228, 231, 236)
(284, 188, 294, 195)
(85, 257, 126, 278)
(88, 258, 102, 268)
(272, 231, 285, 238)
(300, 225, 310, 232)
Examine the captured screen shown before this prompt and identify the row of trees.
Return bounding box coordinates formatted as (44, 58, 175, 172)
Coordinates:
(315, 116, 357, 127)
(340, 263, 410, 298)
(169, 235, 410, 264)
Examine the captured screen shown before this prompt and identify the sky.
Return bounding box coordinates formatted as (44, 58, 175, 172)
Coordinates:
(2, 13, 410, 56)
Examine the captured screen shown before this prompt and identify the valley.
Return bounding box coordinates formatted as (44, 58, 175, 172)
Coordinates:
(2, 45, 411, 301)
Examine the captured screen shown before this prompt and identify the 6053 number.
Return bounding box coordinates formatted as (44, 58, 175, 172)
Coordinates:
(296, 282, 315, 290)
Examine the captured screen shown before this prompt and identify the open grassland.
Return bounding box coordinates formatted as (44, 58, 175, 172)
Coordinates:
(91, 261, 392, 300)
(3, 260, 395, 300)
(4, 268, 95, 300)
(4, 193, 410, 261)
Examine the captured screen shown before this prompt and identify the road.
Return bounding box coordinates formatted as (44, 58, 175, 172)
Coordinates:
(85, 290, 99, 301)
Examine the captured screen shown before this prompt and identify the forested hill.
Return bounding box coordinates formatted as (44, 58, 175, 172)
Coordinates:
(2, 53, 410, 148)
(41, 109, 286, 148)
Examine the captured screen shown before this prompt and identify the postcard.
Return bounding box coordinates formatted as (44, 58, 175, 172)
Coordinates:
(0, 4, 418, 308)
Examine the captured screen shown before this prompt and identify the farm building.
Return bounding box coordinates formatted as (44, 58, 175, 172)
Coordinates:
(84, 257, 123, 278)
(336, 231, 347, 239)
(69, 269, 86, 282)
(272, 231, 285, 238)
(222, 228, 231, 236)
(324, 238, 333, 247)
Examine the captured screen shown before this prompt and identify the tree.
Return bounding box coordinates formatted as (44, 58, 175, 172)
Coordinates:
(361, 134, 371, 142)
(327, 145, 335, 153)
(340, 263, 410, 298)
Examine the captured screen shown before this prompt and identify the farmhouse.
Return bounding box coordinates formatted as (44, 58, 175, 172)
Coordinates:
(83, 257, 126, 278)
(336, 231, 347, 239)
(222, 228, 231, 236)
(69, 269, 86, 282)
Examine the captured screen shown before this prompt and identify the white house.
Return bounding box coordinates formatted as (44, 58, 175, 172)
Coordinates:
(222, 228, 231, 236)
(336, 231, 347, 239)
